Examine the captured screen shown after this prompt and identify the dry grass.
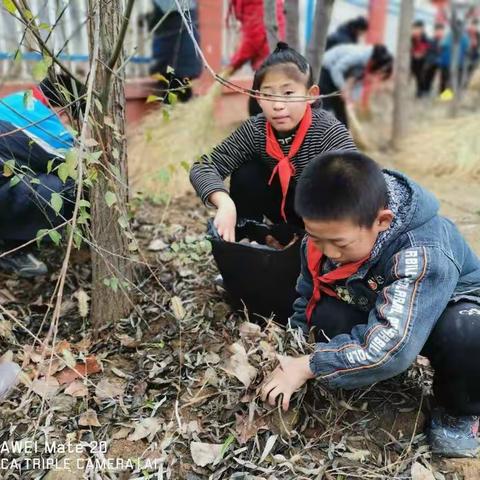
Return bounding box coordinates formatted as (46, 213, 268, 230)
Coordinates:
(128, 82, 232, 201)
(393, 112, 480, 178)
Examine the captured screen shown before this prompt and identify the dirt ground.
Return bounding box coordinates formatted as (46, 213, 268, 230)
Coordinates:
(0, 92, 479, 480)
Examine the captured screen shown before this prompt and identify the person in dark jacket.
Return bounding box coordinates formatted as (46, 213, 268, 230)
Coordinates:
(410, 20, 430, 97)
(466, 18, 480, 81)
(261, 150, 480, 459)
(423, 23, 446, 95)
(437, 29, 470, 92)
(149, 0, 203, 102)
(326, 16, 369, 51)
(0, 74, 81, 277)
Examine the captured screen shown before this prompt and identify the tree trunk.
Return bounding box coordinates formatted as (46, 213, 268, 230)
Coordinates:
(263, 0, 279, 53)
(307, 0, 334, 82)
(391, 0, 413, 149)
(284, 0, 299, 51)
(88, 0, 134, 331)
(449, 6, 467, 118)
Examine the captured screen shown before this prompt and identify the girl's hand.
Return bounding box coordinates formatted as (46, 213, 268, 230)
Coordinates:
(209, 192, 237, 242)
(261, 355, 315, 411)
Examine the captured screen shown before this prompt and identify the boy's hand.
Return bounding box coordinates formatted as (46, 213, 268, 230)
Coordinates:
(261, 355, 315, 411)
(210, 192, 237, 242)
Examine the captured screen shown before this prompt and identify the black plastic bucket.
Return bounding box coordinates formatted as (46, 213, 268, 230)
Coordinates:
(208, 219, 304, 325)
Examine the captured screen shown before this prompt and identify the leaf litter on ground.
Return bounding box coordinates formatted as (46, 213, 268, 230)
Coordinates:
(0, 193, 466, 480)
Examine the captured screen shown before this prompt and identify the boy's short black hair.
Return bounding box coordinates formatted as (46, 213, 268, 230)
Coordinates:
(413, 19, 425, 28)
(295, 151, 389, 227)
(39, 73, 85, 118)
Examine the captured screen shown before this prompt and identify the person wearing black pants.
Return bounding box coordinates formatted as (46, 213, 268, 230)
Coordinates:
(318, 67, 349, 127)
(309, 296, 480, 417)
(319, 44, 393, 128)
(410, 20, 430, 98)
(261, 151, 480, 458)
(230, 161, 304, 228)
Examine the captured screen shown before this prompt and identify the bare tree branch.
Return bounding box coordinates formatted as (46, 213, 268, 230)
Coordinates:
(10, 0, 84, 86)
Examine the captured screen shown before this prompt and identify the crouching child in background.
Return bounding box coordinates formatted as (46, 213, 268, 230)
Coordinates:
(261, 151, 480, 458)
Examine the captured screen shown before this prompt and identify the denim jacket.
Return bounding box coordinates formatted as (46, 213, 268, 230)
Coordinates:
(290, 170, 480, 389)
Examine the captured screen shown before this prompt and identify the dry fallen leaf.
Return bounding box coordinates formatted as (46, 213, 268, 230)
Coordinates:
(259, 434, 277, 463)
(111, 367, 133, 379)
(62, 349, 77, 369)
(415, 355, 431, 368)
(267, 408, 299, 437)
(78, 409, 101, 427)
(31, 377, 60, 399)
(112, 427, 132, 440)
(0, 288, 17, 305)
(190, 441, 223, 467)
(54, 340, 72, 354)
(180, 420, 202, 439)
(235, 412, 268, 444)
(73, 289, 90, 318)
(203, 367, 219, 387)
(148, 239, 168, 251)
(74, 337, 92, 352)
(64, 381, 88, 397)
(56, 356, 102, 385)
(204, 352, 221, 365)
(118, 334, 141, 348)
(171, 296, 185, 320)
(223, 342, 257, 388)
(37, 358, 66, 377)
(22, 345, 43, 364)
(411, 462, 435, 480)
(239, 322, 263, 339)
(95, 377, 125, 400)
(0, 350, 13, 362)
(127, 417, 162, 442)
(0, 319, 14, 341)
(342, 448, 371, 462)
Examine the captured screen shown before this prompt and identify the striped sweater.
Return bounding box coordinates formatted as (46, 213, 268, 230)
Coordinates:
(189, 108, 357, 205)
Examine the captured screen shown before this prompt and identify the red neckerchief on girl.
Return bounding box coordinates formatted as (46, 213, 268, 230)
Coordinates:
(265, 104, 312, 222)
(31, 86, 49, 107)
(305, 238, 369, 324)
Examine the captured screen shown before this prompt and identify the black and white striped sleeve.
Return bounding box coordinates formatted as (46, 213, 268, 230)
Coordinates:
(189, 117, 259, 206)
(317, 110, 357, 153)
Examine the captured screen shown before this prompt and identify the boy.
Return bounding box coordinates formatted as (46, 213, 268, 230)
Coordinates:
(261, 151, 480, 458)
(0, 74, 82, 277)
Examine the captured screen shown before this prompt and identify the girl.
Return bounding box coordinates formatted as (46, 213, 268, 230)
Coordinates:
(189, 43, 357, 242)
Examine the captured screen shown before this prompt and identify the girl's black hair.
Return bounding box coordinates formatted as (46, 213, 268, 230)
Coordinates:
(249, 42, 316, 116)
(369, 44, 394, 79)
(346, 16, 369, 34)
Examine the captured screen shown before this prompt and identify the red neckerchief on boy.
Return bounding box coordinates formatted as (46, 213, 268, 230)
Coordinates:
(266, 104, 312, 222)
(305, 238, 369, 324)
